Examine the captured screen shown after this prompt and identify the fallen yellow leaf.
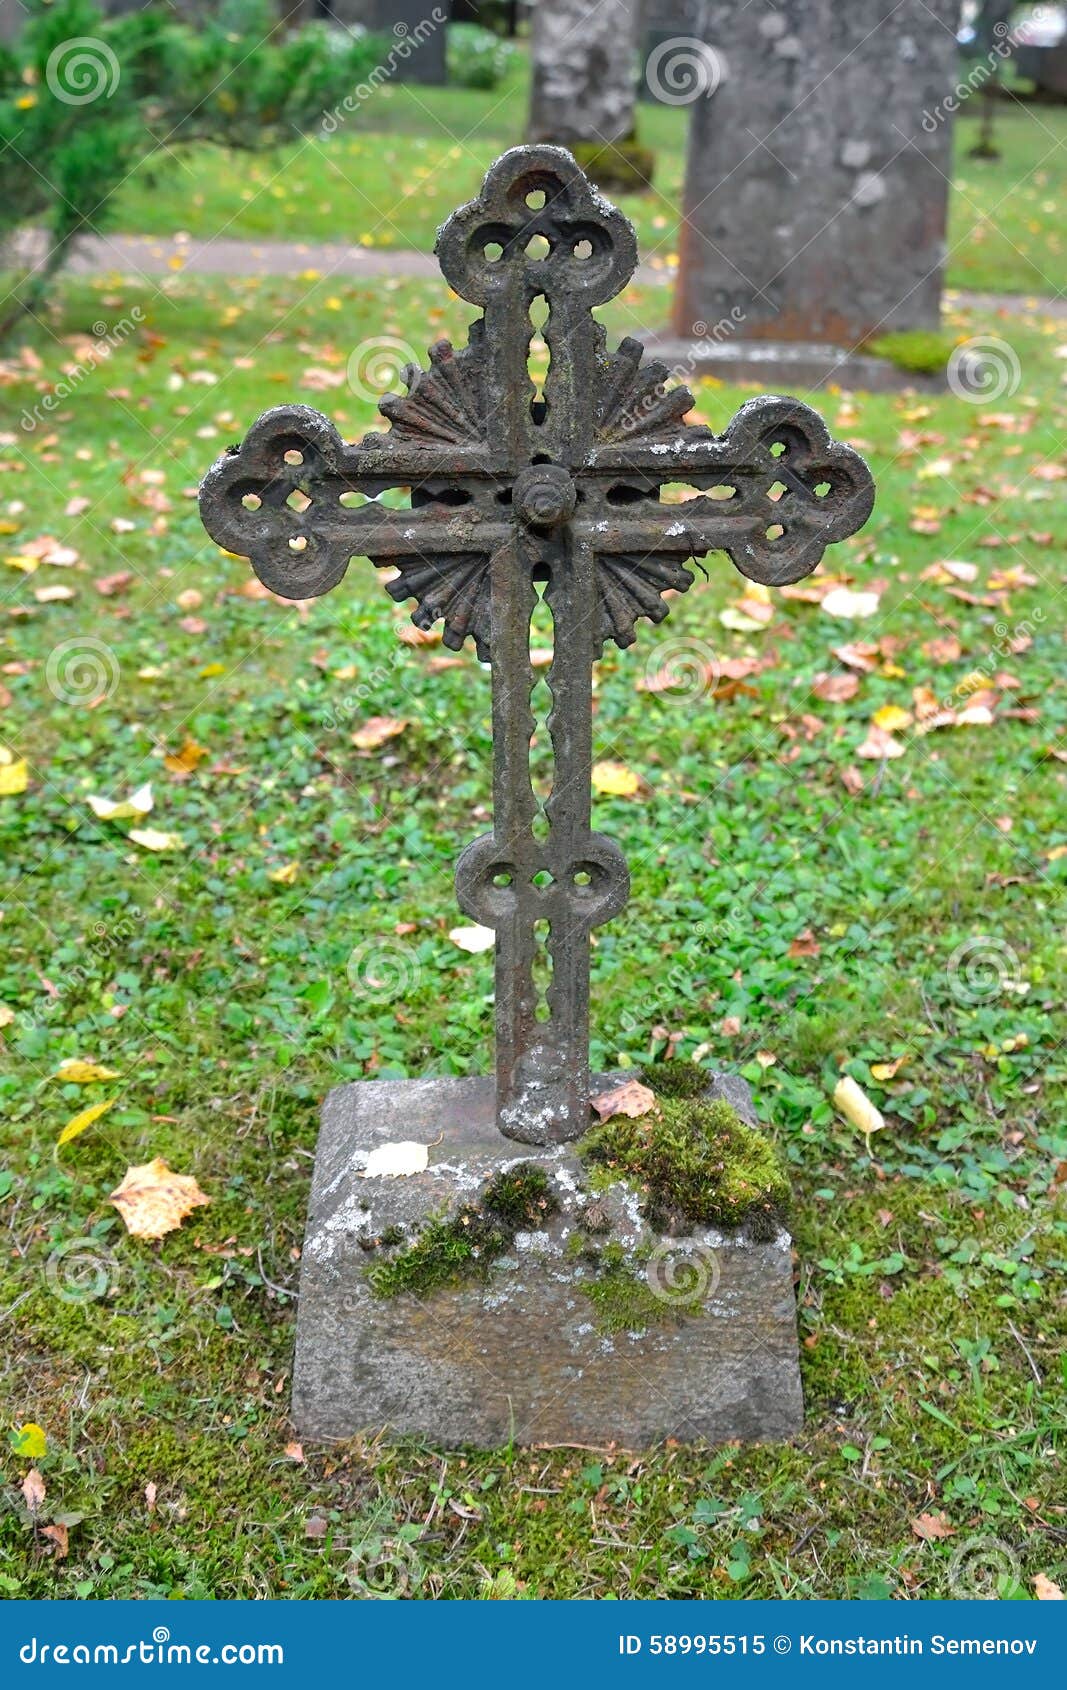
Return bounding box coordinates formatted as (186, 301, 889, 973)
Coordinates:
(268, 861, 300, 885)
(0, 1004, 14, 1029)
(872, 705, 913, 733)
(57, 1097, 115, 1148)
(833, 1075, 885, 1146)
(109, 1157, 211, 1239)
(53, 1058, 120, 1084)
(12, 1422, 47, 1459)
(870, 1055, 910, 1082)
(0, 759, 29, 797)
(88, 782, 153, 821)
(128, 828, 184, 852)
(591, 760, 641, 797)
(163, 737, 209, 775)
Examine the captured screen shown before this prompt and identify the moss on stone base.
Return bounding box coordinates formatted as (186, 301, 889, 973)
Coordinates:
(571, 139, 655, 192)
(865, 329, 958, 375)
(580, 1241, 700, 1334)
(367, 1163, 558, 1299)
(582, 1092, 789, 1239)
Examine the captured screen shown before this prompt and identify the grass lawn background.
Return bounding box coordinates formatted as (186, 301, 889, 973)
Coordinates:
(108, 56, 1067, 299)
(0, 59, 1065, 1600)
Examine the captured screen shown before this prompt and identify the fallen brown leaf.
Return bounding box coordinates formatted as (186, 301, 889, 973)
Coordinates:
(21, 1468, 45, 1514)
(109, 1157, 211, 1240)
(590, 1078, 655, 1122)
(94, 570, 134, 597)
(911, 1512, 955, 1541)
(788, 929, 820, 958)
(41, 1522, 69, 1558)
(812, 672, 859, 703)
(352, 715, 408, 753)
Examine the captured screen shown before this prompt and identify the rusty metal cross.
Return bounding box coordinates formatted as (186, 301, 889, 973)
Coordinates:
(199, 145, 874, 1147)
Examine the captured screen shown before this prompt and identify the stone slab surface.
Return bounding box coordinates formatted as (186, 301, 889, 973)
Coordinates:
(293, 1074, 804, 1449)
(647, 335, 944, 395)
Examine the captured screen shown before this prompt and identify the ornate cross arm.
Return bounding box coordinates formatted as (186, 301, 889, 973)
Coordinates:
(199, 144, 876, 1147)
(199, 401, 506, 606)
(583, 374, 875, 591)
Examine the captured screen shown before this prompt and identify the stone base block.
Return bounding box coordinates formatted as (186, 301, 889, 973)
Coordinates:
(293, 1075, 804, 1449)
(647, 334, 943, 394)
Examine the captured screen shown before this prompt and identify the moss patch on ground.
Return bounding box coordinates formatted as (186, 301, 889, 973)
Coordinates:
(583, 1086, 790, 1238)
(641, 1059, 711, 1100)
(366, 1164, 558, 1300)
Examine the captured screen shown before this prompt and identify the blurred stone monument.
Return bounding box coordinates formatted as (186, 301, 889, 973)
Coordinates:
(528, 0, 654, 185)
(658, 0, 960, 388)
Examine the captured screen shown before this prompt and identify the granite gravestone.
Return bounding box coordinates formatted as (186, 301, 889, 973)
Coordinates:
(528, 0, 644, 147)
(200, 146, 874, 1446)
(662, 0, 960, 388)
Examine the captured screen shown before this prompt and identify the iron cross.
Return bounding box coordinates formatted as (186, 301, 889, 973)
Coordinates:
(199, 145, 874, 1147)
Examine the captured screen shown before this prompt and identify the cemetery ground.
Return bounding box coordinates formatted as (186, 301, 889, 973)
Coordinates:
(0, 257, 1064, 1601)
(106, 65, 1067, 300)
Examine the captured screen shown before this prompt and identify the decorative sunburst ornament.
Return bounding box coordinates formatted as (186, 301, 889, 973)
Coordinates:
(200, 146, 874, 1145)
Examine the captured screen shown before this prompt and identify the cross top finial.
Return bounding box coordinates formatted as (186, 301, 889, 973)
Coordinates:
(200, 146, 874, 1145)
(434, 144, 638, 311)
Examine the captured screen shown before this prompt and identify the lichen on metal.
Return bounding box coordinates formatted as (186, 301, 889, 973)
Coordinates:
(199, 145, 875, 1148)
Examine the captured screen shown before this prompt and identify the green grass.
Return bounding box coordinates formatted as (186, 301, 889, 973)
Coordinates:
(0, 262, 1064, 1599)
(106, 55, 1066, 297)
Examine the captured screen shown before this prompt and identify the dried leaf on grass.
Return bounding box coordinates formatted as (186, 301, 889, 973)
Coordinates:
(110, 1157, 211, 1239)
